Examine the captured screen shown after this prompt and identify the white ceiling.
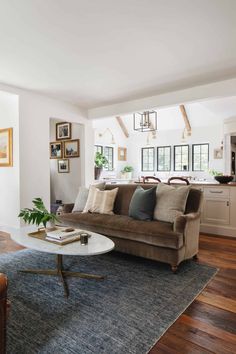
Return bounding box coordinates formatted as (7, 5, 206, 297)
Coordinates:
(95, 96, 236, 133)
(0, 0, 236, 108)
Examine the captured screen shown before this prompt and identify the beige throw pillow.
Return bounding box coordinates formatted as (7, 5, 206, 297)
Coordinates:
(82, 182, 106, 213)
(88, 188, 119, 215)
(153, 183, 190, 223)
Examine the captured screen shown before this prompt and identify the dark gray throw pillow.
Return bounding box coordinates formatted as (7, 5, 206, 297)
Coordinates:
(129, 186, 157, 221)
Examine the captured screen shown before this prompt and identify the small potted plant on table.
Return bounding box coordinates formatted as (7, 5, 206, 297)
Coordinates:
(19, 198, 59, 230)
(121, 165, 133, 180)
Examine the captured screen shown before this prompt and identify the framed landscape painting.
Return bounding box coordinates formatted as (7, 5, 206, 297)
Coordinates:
(58, 159, 70, 173)
(50, 141, 63, 159)
(0, 128, 13, 167)
(56, 122, 71, 140)
(64, 139, 80, 158)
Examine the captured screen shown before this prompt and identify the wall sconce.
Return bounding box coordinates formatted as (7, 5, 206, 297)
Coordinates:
(98, 128, 116, 144)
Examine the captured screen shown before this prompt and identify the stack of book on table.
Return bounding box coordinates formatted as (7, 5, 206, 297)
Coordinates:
(46, 227, 82, 245)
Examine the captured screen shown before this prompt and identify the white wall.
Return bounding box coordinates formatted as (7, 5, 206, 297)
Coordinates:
(50, 119, 83, 203)
(18, 90, 93, 213)
(0, 91, 20, 227)
(0, 83, 94, 227)
(93, 116, 224, 181)
(93, 117, 129, 178)
(128, 124, 224, 180)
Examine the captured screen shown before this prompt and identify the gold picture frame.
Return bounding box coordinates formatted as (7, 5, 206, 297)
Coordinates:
(0, 128, 13, 167)
(50, 141, 63, 159)
(118, 147, 127, 161)
(56, 122, 72, 140)
(64, 139, 80, 158)
(58, 159, 70, 173)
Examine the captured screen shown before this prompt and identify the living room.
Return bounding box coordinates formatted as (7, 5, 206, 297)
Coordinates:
(0, 1, 236, 353)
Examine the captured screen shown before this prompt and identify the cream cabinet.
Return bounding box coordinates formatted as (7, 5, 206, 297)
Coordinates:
(200, 186, 236, 237)
(202, 198, 230, 225)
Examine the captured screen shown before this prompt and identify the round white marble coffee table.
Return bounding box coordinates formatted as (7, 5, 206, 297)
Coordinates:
(3, 226, 114, 297)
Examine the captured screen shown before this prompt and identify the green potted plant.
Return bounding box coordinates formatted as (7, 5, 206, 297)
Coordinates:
(121, 165, 133, 180)
(19, 198, 59, 230)
(94, 152, 108, 180)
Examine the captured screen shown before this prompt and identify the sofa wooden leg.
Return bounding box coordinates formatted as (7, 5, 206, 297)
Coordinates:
(193, 254, 198, 261)
(171, 265, 178, 273)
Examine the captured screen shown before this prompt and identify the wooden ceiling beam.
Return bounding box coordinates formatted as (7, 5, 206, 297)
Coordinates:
(116, 116, 129, 138)
(179, 105, 191, 135)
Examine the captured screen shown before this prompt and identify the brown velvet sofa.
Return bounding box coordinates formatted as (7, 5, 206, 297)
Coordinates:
(0, 273, 7, 354)
(60, 184, 203, 272)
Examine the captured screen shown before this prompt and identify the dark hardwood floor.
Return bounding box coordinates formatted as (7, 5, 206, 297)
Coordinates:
(0, 232, 236, 353)
(151, 234, 236, 354)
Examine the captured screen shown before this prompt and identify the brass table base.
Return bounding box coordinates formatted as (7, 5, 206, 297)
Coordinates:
(19, 254, 105, 297)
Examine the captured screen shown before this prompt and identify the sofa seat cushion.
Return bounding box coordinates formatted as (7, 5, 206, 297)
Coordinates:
(59, 213, 184, 250)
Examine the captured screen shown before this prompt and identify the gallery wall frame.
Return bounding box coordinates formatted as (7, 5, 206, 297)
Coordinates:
(64, 139, 80, 158)
(56, 122, 71, 140)
(50, 141, 63, 159)
(58, 159, 70, 173)
(0, 127, 13, 167)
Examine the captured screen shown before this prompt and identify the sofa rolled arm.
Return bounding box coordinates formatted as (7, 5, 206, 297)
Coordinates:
(173, 212, 201, 233)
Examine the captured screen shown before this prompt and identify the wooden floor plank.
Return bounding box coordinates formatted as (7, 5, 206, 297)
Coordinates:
(179, 314, 236, 346)
(168, 321, 236, 354)
(197, 291, 236, 313)
(153, 332, 214, 354)
(185, 301, 236, 335)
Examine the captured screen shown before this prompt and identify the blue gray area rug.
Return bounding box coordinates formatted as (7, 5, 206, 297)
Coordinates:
(0, 250, 217, 354)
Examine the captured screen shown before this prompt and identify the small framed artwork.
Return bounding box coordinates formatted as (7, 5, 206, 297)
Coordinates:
(50, 142, 63, 159)
(214, 148, 223, 159)
(56, 122, 71, 140)
(118, 147, 127, 161)
(64, 139, 80, 158)
(58, 159, 70, 173)
(0, 128, 13, 167)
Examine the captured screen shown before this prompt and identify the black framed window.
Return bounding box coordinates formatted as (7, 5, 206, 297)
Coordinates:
(157, 146, 171, 171)
(192, 143, 209, 171)
(104, 146, 114, 171)
(94, 145, 103, 154)
(141, 147, 154, 171)
(174, 145, 189, 171)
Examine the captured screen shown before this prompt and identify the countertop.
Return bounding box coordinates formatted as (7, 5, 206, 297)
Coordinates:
(101, 178, 236, 187)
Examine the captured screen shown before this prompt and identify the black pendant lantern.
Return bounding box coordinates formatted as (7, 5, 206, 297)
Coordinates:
(133, 110, 157, 132)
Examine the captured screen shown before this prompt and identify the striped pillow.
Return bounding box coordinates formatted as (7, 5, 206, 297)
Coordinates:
(87, 188, 118, 215)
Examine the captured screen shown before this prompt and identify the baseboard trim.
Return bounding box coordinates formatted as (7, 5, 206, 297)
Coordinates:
(200, 224, 236, 238)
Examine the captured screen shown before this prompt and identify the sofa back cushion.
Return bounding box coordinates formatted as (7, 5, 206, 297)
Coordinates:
(105, 183, 202, 216)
